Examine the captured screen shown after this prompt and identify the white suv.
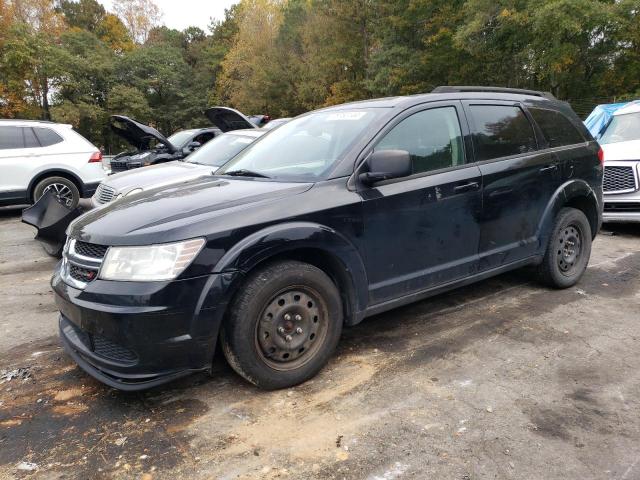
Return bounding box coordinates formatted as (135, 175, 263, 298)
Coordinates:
(0, 120, 107, 208)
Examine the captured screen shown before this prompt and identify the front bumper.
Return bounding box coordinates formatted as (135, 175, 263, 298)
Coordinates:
(52, 266, 240, 391)
(603, 192, 640, 223)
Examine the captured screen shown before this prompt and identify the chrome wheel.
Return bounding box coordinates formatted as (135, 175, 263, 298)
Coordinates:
(42, 183, 74, 207)
(557, 224, 582, 275)
(255, 287, 328, 371)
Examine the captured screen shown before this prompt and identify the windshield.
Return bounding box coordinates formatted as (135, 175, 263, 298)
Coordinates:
(186, 133, 256, 167)
(600, 113, 640, 144)
(217, 109, 385, 181)
(167, 130, 197, 147)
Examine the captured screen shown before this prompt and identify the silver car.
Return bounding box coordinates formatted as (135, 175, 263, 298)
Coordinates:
(93, 129, 264, 207)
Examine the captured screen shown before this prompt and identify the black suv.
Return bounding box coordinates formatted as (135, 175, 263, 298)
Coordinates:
(52, 86, 603, 391)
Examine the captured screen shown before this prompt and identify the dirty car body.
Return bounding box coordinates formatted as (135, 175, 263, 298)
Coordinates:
(52, 87, 603, 390)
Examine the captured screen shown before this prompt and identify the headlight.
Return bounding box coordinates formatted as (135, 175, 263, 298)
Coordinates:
(125, 188, 143, 197)
(99, 238, 205, 281)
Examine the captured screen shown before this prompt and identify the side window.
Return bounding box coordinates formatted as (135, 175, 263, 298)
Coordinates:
(469, 105, 537, 161)
(33, 127, 63, 147)
(375, 107, 465, 174)
(0, 126, 25, 149)
(529, 108, 585, 147)
(22, 127, 40, 148)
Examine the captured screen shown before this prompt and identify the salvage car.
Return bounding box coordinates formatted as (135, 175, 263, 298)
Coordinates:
(598, 101, 640, 222)
(53, 86, 602, 391)
(93, 129, 264, 206)
(108, 107, 256, 173)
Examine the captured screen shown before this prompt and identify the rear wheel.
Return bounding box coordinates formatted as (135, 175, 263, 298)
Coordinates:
(33, 176, 80, 208)
(221, 260, 343, 390)
(538, 207, 592, 288)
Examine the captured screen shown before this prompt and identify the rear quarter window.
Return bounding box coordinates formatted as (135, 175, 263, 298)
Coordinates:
(469, 105, 537, 161)
(0, 126, 24, 149)
(529, 108, 585, 147)
(33, 127, 64, 147)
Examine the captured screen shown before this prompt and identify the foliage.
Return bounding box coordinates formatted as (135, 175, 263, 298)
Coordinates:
(1, 0, 640, 150)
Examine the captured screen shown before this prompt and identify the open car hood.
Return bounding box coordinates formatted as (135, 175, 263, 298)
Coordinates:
(204, 107, 257, 132)
(110, 115, 178, 153)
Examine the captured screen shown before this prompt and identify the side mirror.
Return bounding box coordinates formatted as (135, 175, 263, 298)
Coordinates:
(359, 149, 411, 186)
(187, 141, 201, 151)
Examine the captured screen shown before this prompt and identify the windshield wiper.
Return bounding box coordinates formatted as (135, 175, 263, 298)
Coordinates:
(223, 169, 270, 179)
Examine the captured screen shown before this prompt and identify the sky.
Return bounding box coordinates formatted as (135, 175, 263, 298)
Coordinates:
(98, 0, 240, 32)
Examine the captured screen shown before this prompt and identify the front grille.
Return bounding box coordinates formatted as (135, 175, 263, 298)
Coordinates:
(603, 166, 637, 193)
(94, 184, 116, 205)
(604, 202, 640, 212)
(93, 334, 138, 364)
(69, 264, 98, 283)
(74, 240, 108, 259)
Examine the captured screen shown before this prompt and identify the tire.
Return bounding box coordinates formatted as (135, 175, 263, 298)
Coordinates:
(33, 176, 80, 209)
(538, 207, 592, 289)
(220, 260, 343, 390)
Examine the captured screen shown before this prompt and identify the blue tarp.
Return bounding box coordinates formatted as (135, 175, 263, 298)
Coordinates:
(584, 102, 629, 139)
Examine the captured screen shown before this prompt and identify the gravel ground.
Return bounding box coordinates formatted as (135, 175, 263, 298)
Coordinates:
(1, 206, 639, 480)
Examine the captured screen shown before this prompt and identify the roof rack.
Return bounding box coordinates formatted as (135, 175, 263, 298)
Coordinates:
(432, 86, 556, 100)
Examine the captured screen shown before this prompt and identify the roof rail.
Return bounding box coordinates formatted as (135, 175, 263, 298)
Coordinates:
(432, 86, 556, 100)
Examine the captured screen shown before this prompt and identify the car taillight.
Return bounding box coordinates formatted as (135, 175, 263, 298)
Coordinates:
(597, 147, 604, 166)
(89, 151, 103, 163)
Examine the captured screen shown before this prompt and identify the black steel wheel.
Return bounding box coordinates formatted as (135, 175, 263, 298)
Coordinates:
(538, 207, 592, 288)
(221, 260, 343, 390)
(256, 287, 329, 371)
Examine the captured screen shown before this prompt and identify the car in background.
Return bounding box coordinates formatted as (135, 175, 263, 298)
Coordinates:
(248, 114, 271, 127)
(262, 118, 292, 130)
(108, 117, 220, 174)
(93, 129, 265, 206)
(599, 101, 640, 222)
(108, 107, 258, 174)
(0, 119, 106, 208)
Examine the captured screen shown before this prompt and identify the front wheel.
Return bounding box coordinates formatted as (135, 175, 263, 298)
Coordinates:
(221, 260, 343, 390)
(538, 207, 592, 288)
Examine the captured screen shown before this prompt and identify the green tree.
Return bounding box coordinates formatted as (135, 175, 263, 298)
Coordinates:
(58, 0, 105, 31)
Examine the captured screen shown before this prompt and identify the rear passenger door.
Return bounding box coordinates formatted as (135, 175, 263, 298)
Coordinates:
(361, 102, 483, 304)
(463, 101, 561, 270)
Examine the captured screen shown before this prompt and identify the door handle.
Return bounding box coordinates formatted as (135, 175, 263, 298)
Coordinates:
(453, 181, 479, 193)
(539, 164, 558, 173)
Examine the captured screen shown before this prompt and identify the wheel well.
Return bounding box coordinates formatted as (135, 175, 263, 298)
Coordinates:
(238, 248, 357, 326)
(29, 170, 83, 201)
(565, 195, 598, 238)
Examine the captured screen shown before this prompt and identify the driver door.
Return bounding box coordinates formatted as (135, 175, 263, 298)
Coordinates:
(360, 102, 483, 305)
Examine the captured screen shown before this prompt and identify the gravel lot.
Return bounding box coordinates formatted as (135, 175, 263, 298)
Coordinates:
(1, 206, 639, 480)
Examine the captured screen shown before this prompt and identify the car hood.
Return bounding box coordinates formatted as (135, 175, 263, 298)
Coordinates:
(103, 160, 211, 195)
(71, 177, 313, 246)
(110, 115, 178, 153)
(600, 139, 640, 161)
(204, 107, 257, 132)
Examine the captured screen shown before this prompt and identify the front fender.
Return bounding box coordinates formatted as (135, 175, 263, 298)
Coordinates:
(213, 222, 369, 322)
